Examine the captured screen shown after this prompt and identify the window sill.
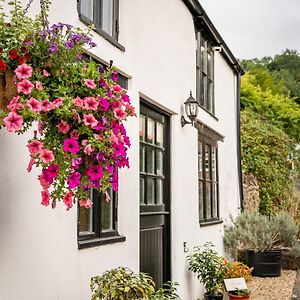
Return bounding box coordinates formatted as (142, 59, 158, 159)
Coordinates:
(79, 16, 125, 52)
(78, 235, 126, 249)
(198, 105, 219, 121)
(199, 219, 223, 227)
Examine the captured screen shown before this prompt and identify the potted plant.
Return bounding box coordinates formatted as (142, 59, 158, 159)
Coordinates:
(0, 1, 135, 210)
(90, 267, 180, 300)
(227, 289, 251, 300)
(187, 242, 226, 300)
(223, 211, 300, 277)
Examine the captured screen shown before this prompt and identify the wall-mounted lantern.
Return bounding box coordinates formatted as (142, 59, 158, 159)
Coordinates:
(181, 91, 199, 127)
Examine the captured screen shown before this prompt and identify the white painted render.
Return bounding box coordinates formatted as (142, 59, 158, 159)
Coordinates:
(0, 0, 241, 299)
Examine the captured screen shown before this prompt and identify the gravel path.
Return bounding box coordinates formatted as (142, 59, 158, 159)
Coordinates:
(247, 270, 297, 300)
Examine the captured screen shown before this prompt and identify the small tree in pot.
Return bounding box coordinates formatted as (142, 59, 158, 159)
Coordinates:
(187, 242, 226, 300)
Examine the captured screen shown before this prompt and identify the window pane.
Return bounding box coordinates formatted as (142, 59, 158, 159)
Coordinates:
(212, 147, 217, 182)
(198, 142, 203, 179)
(199, 180, 204, 220)
(147, 118, 155, 144)
(207, 50, 213, 78)
(201, 40, 207, 73)
(156, 123, 164, 147)
(156, 179, 163, 205)
(139, 115, 146, 141)
(206, 182, 212, 219)
(101, 0, 113, 36)
(201, 75, 207, 107)
(212, 183, 218, 218)
(140, 177, 145, 204)
(207, 80, 213, 113)
(205, 144, 211, 179)
(80, 0, 94, 21)
(79, 204, 93, 234)
(156, 150, 163, 176)
(146, 178, 155, 205)
(140, 146, 145, 173)
(146, 148, 155, 174)
(101, 191, 113, 232)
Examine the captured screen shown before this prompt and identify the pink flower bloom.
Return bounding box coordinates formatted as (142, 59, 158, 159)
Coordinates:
(70, 130, 79, 139)
(56, 120, 70, 134)
(3, 111, 23, 132)
(67, 172, 81, 189)
(42, 69, 50, 77)
(114, 107, 127, 120)
(41, 189, 50, 206)
(39, 173, 51, 189)
(122, 94, 130, 103)
(26, 97, 41, 113)
(84, 144, 94, 155)
(63, 191, 73, 210)
(35, 81, 43, 91)
(79, 198, 93, 209)
(73, 96, 84, 108)
(86, 164, 103, 181)
(52, 98, 62, 108)
(7, 96, 24, 111)
(84, 79, 96, 89)
(39, 149, 55, 163)
(83, 114, 98, 129)
(27, 158, 35, 172)
(41, 99, 53, 112)
(112, 84, 123, 93)
(126, 103, 136, 116)
(17, 79, 34, 95)
(14, 63, 33, 79)
(110, 132, 119, 143)
(63, 138, 80, 155)
(82, 66, 87, 72)
(70, 157, 82, 169)
(83, 97, 98, 111)
(42, 164, 59, 184)
(98, 97, 109, 111)
(27, 139, 43, 155)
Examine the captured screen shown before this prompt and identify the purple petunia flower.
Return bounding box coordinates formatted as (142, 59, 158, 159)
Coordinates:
(49, 42, 58, 53)
(111, 71, 118, 82)
(65, 40, 74, 49)
(67, 171, 81, 189)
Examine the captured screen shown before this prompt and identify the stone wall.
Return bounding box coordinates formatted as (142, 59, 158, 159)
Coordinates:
(242, 174, 260, 212)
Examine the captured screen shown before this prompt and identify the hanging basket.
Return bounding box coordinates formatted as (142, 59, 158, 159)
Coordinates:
(0, 71, 17, 111)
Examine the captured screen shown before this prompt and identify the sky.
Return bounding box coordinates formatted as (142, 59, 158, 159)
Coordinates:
(200, 0, 300, 60)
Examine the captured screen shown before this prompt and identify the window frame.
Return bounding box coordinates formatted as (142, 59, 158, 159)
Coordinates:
(77, 190, 126, 249)
(196, 30, 215, 116)
(77, 0, 125, 51)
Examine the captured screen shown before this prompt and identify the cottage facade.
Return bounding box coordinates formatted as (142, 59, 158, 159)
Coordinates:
(0, 0, 243, 299)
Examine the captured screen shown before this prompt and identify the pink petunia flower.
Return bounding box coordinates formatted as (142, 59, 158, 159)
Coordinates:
(7, 96, 24, 111)
(63, 191, 73, 210)
(63, 138, 80, 155)
(57, 120, 70, 134)
(114, 106, 127, 120)
(70, 130, 79, 139)
(70, 157, 82, 169)
(98, 97, 109, 111)
(125, 103, 136, 116)
(86, 164, 103, 181)
(84, 144, 94, 155)
(112, 84, 123, 93)
(27, 158, 35, 172)
(84, 79, 96, 89)
(67, 171, 81, 189)
(83, 97, 98, 111)
(41, 189, 50, 206)
(73, 96, 84, 108)
(42, 164, 59, 185)
(40, 99, 53, 112)
(39, 149, 55, 163)
(35, 81, 43, 91)
(3, 111, 23, 132)
(39, 173, 51, 189)
(79, 198, 93, 209)
(27, 139, 43, 155)
(26, 97, 41, 113)
(52, 98, 62, 108)
(14, 63, 33, 79)
(17, 79, 34, 95)
(83, 114, 98, 129)
(42, 69, 50, 77)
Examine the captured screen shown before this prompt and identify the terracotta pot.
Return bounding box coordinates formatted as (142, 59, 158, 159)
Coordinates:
(0, 70, 17, 111)
(227, 292, 250, 299)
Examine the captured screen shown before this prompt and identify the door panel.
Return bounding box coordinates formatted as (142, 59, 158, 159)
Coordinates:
(139, 103, 170, 288)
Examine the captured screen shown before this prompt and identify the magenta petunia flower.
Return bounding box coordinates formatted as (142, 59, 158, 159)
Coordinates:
(14, 63, 33, 79)
(112, 84, 122, 93)
(41, 189, 50, 206)
(79, 198, 93, 209)
(41, 99, 53, 112)
(83, 114, 98, 129)
(86, 164, 103, 181)
(98, 97, 109, 111)
(67, 171, 81, 189)
(42, 164, 60, 183)
(63, 138, 80, 154)
(56, 120, 70, 134)
(39, 149, 55, 163)
(27, 139, 43, 155)
(3, 111, 23, 132)
(17, 79, 34, 95)
(83, 78, 96, 89)
(26, 97, 41, 113)
(63, 191, 73, 210)
(83, 97, 98, 110)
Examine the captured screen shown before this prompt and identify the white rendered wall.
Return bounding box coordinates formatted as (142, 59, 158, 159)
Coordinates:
(0, 0, 241, 299)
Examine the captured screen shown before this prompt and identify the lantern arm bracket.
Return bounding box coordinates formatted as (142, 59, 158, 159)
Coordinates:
(181, 116, 193, 127)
